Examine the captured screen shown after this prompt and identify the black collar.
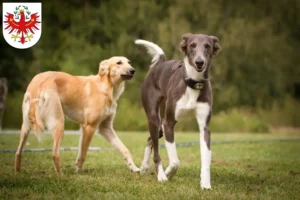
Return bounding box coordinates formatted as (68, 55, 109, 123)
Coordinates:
(183, 63, 206, 90)
(184, 78, 205, 90)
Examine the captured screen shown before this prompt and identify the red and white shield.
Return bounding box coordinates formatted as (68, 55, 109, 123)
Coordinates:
(2, 3, 42, 49)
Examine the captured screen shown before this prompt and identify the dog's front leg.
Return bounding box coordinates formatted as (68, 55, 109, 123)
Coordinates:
(163, 120, 180, 180)
(199, 127, 212, 189)
(196, 103, 212, 189)
(99, 123, 140, 173)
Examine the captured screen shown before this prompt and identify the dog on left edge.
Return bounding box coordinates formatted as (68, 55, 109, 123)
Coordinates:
(0, 77, 8, 131)
(14, 56, 140, 174)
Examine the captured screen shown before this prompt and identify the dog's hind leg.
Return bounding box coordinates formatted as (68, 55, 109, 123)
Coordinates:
(140, 128, 163, 174)
(76, 124, 96, 172)
(14, 123, 30, 172)
(44, 92, 64, 174)
(140, 136, 153, 173)
(15, 94, 31, 173)
(149, 112, 167, 181)
(163, 120, 180, 180)
(161, 101, 180, 180)
(51, 121, 64, 174)
(142, 89, 167, 181)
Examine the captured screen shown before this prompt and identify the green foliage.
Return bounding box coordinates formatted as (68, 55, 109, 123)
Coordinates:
(114, 98, 148, 131)
(1, 0, 300, 131)
(2, 92, 23, 129)
(210, 108, 269, 133)
(260, 96, 300, 128)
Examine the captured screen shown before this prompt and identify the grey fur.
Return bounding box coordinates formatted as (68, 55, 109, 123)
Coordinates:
(136, 33, 221, 175)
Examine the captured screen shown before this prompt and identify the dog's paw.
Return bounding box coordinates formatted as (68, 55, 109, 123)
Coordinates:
(165, 165, 179, 180)
(129, 163, 140, 173)
(140, 164, 150, 174)
(200, 182, 212, 190)
(200, 171, 211, 189)
(131, 166, 141, 173)
(157, 173, 168, 181)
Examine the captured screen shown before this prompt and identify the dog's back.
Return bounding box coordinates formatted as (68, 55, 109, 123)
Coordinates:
(22, 71, 77, 139)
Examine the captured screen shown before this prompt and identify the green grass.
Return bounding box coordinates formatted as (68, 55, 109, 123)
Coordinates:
(0, 132, 300, 199)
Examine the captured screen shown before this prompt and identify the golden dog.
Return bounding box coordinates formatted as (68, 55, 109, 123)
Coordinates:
(14, 56, 140, 174)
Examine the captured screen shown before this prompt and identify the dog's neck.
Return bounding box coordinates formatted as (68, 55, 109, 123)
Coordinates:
(97, 75, 124, 102)
(108, 76, 125, 101)
(184, 57, 210, 81)
(112, 81, 125, 101)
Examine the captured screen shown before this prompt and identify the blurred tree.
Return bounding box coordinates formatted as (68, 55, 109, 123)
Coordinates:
(1, 0, 299, 130)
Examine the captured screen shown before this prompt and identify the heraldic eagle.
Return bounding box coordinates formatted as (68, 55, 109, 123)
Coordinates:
(4, 9, 40, 44)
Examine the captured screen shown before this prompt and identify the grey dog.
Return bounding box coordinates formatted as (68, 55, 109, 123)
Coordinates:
(135, 33, 221, 189)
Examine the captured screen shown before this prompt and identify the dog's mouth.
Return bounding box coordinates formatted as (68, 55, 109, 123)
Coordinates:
(195, 65, 205, 72)
(121, 74, 134, 80)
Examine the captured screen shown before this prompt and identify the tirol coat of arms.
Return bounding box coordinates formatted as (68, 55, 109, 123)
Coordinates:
(3, 3, 42, 49)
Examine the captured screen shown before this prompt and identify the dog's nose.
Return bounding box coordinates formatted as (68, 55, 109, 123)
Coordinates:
(129, 68, 135, 75)
(195, 59, 204, 67)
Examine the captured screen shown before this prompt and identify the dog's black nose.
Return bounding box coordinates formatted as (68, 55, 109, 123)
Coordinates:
(195, 59, 204, 67)
(129, 68, 135, 75)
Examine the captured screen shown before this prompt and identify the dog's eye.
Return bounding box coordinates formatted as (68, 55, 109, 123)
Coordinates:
(190, 43, 197, 48)
(117, 61, 122, 65)
(128, 60, 131, 64)
(204, 44, 211, 50)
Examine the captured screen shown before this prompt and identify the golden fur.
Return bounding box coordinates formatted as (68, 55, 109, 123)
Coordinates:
(15, 56, 140, 174)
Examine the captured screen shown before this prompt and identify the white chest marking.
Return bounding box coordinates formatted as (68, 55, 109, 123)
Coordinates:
(175, 87, 200, 120)
(175, 87, 210, 122)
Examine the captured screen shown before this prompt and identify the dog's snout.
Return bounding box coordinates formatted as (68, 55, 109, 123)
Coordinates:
(129, 68, 135, 75)
(195, 59, 204, 67)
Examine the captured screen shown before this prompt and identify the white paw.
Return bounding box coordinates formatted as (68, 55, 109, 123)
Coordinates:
(201, 182, 212, 190)
(200, 177, 212, 189)
(165, 165, 179, 180)
(157, 173, 168, 181)
(200, 169, 211, 189)
(157, 163, 168, 181)
(130, 166, 141, 173)
(140, 164, 150, 174)
(129, 163, 141, 173)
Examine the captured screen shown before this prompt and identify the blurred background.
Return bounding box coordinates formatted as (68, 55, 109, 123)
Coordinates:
(0, 0, 299, 133)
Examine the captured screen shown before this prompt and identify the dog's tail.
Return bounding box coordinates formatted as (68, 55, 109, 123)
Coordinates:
(135, 39, 166, 68)
(22, 92, 45, 142)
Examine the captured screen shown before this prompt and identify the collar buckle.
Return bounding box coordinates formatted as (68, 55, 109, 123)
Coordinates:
(184, 78, 205, 90)
(194, 82, 204, 90)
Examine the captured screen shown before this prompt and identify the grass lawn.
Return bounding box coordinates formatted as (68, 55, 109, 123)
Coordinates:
(0, 132, 300, 199)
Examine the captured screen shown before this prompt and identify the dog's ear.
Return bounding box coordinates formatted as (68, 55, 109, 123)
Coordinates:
(210, 36, 221, 56)
(180, 33, 193, 54)
(98, 60, 109, 76)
